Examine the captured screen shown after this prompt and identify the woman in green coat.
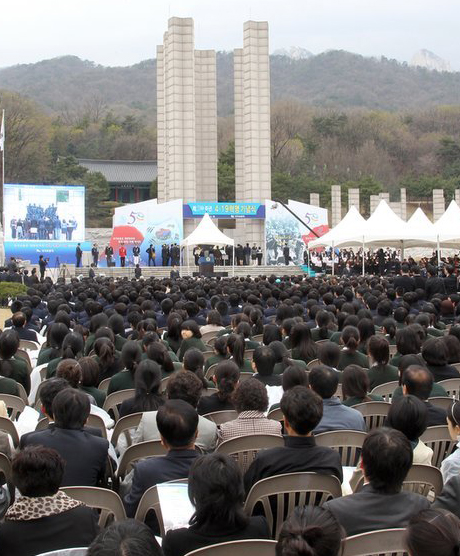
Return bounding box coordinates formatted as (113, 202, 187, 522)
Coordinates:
(177, 320, 208, 362)
(342, 364, 384, 407)
(337, 326, 369, 371)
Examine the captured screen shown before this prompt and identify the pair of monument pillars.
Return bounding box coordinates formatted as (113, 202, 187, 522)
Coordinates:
(156, 17, 270, 244)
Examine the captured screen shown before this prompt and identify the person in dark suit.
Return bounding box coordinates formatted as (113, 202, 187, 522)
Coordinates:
(75, 243, 83, 268)
(0, 446, 99, 556)
(244, 386, 343, 494)
(21, 388, 109, 487)
(323, 428, 430, 536)
(87, 520, 162, 556)
(163, 453, 270, 556)
(433, 475, 460, 519)
(11, 311, 39, 343)
(251, 345, 282, 386)
(91, 244, 99, 266)
(444, 265, 458, 295)
(124, 399, 200, 518)
(401, 365, 448, 427)
(393, 263, 415, 292)
(283, 243, 290, 265)
(425, 265, 446, 298)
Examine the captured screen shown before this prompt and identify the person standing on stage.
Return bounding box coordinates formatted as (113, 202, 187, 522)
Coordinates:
(133, 244, 140, 266)
(119, 244, 127, 267)
(283, 243, 290, 265)
(146, 244, 156, 266)
(75, 243, 83, 268)
(162, 244, 170, 266)
(257, 246, 263, 266)
(38, 255, 48, 281)
(91, 244, 99, 267)
(105, 244, 114, 267)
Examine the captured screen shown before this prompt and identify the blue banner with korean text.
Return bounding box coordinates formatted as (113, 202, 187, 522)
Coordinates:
(183, 202, 265, 218)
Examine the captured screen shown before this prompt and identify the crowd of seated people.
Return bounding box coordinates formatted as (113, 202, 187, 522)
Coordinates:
(1, 265, 460, 554)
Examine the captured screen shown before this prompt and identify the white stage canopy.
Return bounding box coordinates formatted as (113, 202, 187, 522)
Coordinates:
(308, 206, 366, 249)
(404, 207, 438, 247)
(434, 200, 460, 248)
(180, 213, 234, 276)
(181, 213, 234, 247)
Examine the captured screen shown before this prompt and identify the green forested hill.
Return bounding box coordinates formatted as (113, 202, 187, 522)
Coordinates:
(0, 51, 459, 120)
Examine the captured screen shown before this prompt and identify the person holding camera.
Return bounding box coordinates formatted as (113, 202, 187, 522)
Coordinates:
(38, 255, 48, 280)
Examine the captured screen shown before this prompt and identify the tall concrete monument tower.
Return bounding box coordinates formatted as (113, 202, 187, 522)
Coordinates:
(157, 17, 218, 232)
(234, 21, 271, 246)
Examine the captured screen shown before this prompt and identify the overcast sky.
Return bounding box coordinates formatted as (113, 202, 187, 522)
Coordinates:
(1, 0, 459, 69)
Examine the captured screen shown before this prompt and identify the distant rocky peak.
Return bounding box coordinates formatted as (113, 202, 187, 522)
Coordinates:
(272, 46, 313, 60)
(410, 49, 451, 72)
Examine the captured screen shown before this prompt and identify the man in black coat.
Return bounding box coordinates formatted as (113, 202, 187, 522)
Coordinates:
(425, 265, 446, 299)
(91, 244, 99, 266)
(75, 243, 83, 268)
(21, 389, 109, 487)
(323, 428, 430, 536)
(444, 264, 458, 295)
(124, 399, 199, 518)
(244, 386, 342, 494)
(393, 263, 415, 292)
(283, 243, 290, 265)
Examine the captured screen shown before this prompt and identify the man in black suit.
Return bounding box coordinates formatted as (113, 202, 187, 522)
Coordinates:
(21, 388, 109, 487)
(393, 263, 415, 293)
(11, 311, 38, 343)
(124, 399, 199, 518)
(402, 365, 447, 427)
(323, 428, 430, 536)
(251, 346, 282, 386)
(283, 243, 290, 265)
(244, 386, 342, 493)
(75, 243, 83, 268)
(425, 265, 446, 299)
(444, 264, 458, 295)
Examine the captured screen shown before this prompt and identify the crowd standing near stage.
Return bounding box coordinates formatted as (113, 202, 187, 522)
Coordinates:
(2, 261, 460, 554)
(9, 203, 78, 241)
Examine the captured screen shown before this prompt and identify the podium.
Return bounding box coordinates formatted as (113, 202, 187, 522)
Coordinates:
(199, 261, 215, 276)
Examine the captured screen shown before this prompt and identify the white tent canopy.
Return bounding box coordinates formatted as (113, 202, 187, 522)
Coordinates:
(361, 200, 410, 247)
(181, 213, 234, 247)
(308, 206, 366, 249)
(404, 207, 437, 247)
(434, 200, 460, 247)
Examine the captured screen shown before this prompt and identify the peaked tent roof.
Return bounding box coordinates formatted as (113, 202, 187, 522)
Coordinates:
(404, 207, 437, 247)
(308, 206, 366, 248)
(433, 200, 460, 246)
(181, 213, 234, 247)
(361, 200, 410, 246)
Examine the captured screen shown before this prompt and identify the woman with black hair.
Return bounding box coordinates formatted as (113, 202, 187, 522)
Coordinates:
(226, 333, 253, 372)
(386, 394, 433, 465)
(389, 327, 421, 367)
(441, 400, 460, 484)
(342, 365, 384, 407)
(382, 317, 397, 345)
(147, 341, 179, 378)
(118, 360, 165, 418)
(311, 310, 333, 342)
(197, 361, 240, 415)
(203, 335, 229, 372)
(177, 320, 207, 362)
(163, 313, 183, 354)
(46, 332, 84, 380)
(37, 323, 70, 365)
(162, 453, 270, 556)
(84, 313, 109, 355)
(367, 335, 399, 389)
(422, 337, 460, 382)
(107, 313, 128, 351)
(262, 323, 283, 346)
(276, 505, 344, 556)
(107, 340, 142, 394)
(249, 308, 264, 336)
(0, 330, 30, 394)
(269, 341, 307, 375)
(405, 509, 460, 556)
(290, 323, 317, 364)
(94, 337, 123, 382)
(79, 356, 106, 407)
(235, 321, 260, 349)
(183, 348, 211, 389)
(357, 318, 375, 354)
(337, 326, 369, 370)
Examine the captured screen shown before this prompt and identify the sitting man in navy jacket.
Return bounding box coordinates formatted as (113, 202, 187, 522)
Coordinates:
(124, 399, 200, 518)
(244, 386, 343, 493)
(20, 388, 109, 487)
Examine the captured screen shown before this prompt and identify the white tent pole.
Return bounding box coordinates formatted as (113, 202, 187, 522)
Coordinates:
(437, 235, 440, 268)
(232, 244, 235, 277)
(331, 241, 335, 276)
(307, 246, 310, 276)
(362, 237, 365, 276)
(187, 245, 190, 277)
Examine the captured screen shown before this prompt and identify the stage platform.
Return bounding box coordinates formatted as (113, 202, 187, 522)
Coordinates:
(73, 264, 306, 280)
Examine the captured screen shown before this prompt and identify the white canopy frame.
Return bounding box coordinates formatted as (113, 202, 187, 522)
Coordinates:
(180, 213, 235, 277)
